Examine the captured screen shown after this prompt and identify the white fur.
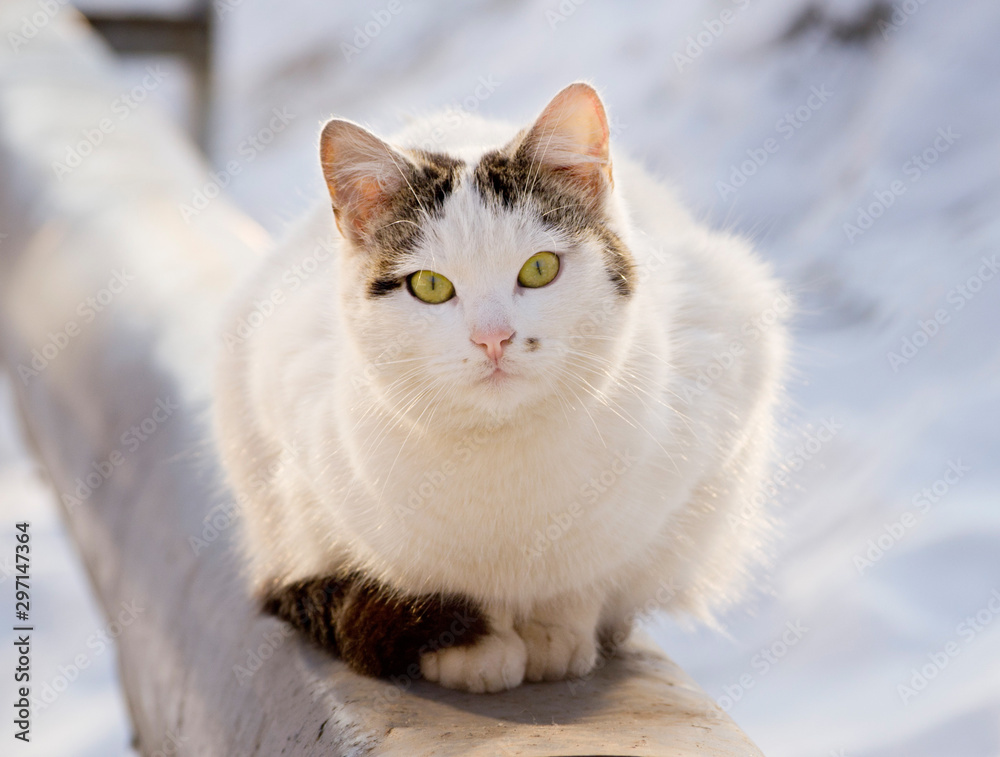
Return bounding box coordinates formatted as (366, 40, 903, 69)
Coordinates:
(213, 107, 788, 692)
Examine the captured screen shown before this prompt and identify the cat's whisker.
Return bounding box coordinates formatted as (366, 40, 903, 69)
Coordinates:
(539, 204, 577, 218)
(376, 380, 451, 506)
(349, 372, 433, 455)
(350, 396, 431, 495)
(370, 356, 431, 369)
(383, 148, 430, 221)
(376, 217, 422, 232)
(556, 353, 684, 470)
(555, 376, 608, 449)
(559, 350, 697, 436)
(351, 366, 428, 420)
(556, 342, 695, 411)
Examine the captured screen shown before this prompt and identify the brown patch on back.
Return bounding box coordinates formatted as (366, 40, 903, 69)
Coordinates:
(474, 146, 635, 297)
(262, 571, 488, 679)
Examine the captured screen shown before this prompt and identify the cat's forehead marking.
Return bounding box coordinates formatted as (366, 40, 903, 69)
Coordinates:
(363, 144, 636, 299)
(366, 149, 465, 298)
(472, 148, 635, 297)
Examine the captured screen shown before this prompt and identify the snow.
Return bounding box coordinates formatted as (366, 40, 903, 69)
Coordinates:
(2, 0, 998, 754)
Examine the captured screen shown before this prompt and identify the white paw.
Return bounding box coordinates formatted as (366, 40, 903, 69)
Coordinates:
(519, 621, 598, 682)
(419, 629, 527, 693)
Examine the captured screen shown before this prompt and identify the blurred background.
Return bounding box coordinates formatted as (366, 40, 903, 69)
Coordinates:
(1, 0, 998, 754)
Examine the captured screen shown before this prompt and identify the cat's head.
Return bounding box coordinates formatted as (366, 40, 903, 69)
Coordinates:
(321, 83, 639, 426)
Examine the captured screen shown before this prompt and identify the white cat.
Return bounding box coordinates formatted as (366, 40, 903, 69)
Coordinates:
(213, 82, 788, 693)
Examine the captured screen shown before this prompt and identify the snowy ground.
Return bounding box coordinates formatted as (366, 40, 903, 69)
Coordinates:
(2, 0, 999, 755)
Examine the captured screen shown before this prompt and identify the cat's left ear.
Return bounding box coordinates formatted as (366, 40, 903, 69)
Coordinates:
(518, 82, 613, 207)
(320, 118, 414, 246)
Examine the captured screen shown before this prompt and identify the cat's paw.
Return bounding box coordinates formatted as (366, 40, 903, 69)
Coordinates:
(419, 629, 526, 693)
(519, 621, 598, 681)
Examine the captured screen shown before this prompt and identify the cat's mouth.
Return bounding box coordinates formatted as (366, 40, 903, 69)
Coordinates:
(482, 365, 512, 384)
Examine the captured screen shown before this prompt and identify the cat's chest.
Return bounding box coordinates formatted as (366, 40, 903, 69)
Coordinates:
(329, 403, 697, 577)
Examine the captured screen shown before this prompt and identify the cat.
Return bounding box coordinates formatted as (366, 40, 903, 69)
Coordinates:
(213, 82, 788, 693)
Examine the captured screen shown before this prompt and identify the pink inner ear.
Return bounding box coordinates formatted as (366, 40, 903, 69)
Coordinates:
(524, 84, 613, 196)
(562, 88, 609, 157)
(351, 177, 389, 233)
(320, 119, 412, 243)
(538, 86, 609, 154)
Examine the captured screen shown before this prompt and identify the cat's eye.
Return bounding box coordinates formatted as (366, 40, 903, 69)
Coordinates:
(408, 270, 455, 304)
(518, 252, 560, 288)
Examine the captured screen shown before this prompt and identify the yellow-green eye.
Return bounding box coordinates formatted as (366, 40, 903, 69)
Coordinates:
(408, 270, 455, 304)
(518, 251, 560, 288)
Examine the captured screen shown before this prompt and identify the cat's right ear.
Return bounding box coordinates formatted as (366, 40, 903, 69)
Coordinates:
(516, 83, 613, 210)
(320, 119, 412, 246)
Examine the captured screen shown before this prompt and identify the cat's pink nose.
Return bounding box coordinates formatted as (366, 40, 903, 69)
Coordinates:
(471, 327, 514, 364)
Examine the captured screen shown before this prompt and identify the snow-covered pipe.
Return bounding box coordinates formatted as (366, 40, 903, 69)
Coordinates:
(0, 3, 764, 754)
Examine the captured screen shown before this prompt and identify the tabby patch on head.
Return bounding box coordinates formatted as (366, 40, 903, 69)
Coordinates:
(473, 82, 634, 296)
(320, 121, 466, 297)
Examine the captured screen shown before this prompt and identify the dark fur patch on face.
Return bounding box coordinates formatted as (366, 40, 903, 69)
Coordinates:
(262, 571, 488, 679)
(364, 151, 465, 298)
(525, 337, 540, 352)
(474, 147, 635, 297)
(368, 276, 402, 297)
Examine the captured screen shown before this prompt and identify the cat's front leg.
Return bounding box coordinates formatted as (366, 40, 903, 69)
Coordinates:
(516, 593, 602, 682)
(419, 608, 528, 693)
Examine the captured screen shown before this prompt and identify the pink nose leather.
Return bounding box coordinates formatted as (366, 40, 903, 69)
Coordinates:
(472, 327, 514, 363)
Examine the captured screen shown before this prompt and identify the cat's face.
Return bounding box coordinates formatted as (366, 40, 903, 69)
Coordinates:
(325, 84, 637, 425)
